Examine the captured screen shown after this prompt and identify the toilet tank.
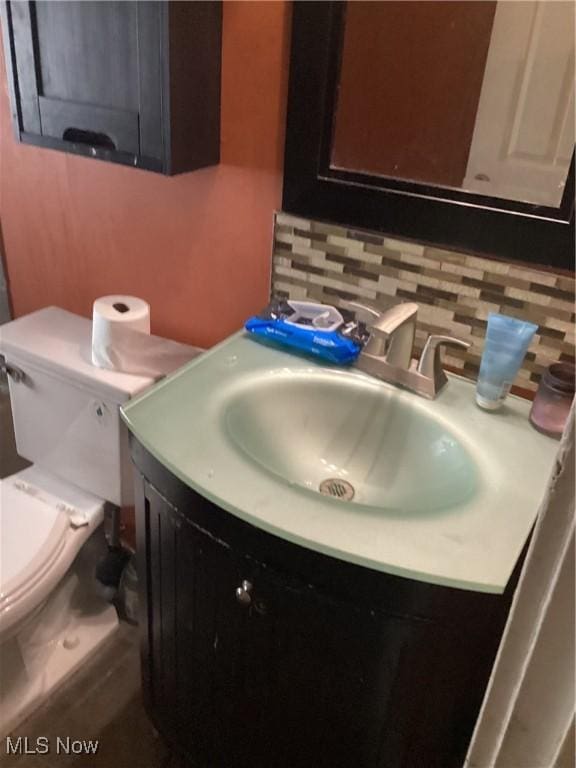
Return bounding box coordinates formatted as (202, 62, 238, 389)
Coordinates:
(1, 307, 162, 506)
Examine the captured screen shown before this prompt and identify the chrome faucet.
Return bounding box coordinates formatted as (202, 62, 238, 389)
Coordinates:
(342, 301, 470, 399)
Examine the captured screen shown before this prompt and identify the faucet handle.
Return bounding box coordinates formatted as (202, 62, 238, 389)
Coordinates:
(339, 301, 382, 324)
(417, 335, 471, 392)
(341, 300, 419, 361)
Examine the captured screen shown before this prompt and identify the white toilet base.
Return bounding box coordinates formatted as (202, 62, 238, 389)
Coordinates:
(0, 534, 120, 738)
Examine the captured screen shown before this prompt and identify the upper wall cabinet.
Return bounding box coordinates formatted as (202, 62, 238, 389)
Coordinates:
(283, 1, 575, 269)
(1, 1, 222, 174)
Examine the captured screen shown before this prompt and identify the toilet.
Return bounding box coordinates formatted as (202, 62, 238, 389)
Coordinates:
(0, 306, 194, 736)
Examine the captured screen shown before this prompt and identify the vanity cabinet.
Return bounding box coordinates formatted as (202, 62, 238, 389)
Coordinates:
(131, 438, 520, 768)
(1, 1, 221, 173)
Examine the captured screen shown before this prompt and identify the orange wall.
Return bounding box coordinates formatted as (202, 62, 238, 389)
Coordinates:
(0, 2, 291, 348)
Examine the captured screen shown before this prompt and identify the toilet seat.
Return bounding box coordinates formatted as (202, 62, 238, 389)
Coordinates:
(0, 467, 105, 637)
(0, 481, 68, 606)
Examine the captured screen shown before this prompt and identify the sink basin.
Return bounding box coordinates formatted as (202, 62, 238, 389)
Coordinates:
(224, 371, 477, 515)
(121, 332, 558, 593)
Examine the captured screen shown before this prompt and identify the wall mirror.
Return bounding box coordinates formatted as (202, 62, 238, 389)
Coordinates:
(283, 1, 575, 269)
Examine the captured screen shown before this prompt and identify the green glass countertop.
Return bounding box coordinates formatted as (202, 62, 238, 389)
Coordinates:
(121, 332, 558, 593)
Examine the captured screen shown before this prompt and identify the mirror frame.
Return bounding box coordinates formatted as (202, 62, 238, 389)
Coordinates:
(283, 1, 575, 270)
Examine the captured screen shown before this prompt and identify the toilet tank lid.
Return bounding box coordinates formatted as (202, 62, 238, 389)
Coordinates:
(0, 307, 153, 402)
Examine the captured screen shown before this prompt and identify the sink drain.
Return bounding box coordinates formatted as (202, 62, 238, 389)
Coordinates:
(319, 478, 355, 501)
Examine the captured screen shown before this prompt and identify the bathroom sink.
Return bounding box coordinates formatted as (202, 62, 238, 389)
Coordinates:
(121, 332, 558, 593)
(224, 372, 477, 514)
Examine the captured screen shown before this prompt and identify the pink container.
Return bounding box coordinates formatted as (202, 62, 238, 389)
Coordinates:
(529, 363, 575, 438)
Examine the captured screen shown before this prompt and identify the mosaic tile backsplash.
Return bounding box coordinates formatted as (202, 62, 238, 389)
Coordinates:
(271, 212, 575, 394)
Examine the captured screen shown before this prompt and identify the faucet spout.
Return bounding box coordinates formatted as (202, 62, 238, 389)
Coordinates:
(372, 302, 418, 335)
(343, 300, 469, 399)
(371, 302, 418, 367)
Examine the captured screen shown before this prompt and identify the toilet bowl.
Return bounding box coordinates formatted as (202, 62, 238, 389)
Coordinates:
(0, 306, 198, 736)
(0, 467, 119, 737)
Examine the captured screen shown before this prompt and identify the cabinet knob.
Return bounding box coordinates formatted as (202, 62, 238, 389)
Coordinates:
(235, 580, 253, 606)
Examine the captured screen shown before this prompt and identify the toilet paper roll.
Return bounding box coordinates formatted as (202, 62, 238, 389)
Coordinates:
(91, 295, 198, 378)
(92, 295, 151, 372)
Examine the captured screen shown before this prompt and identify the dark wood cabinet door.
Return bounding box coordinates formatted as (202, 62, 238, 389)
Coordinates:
(1, 1, 221, 173)
(212, 559, 486, 768)
(138, 478, 391, 767)
(136, 475, 494, 768)
(136, 478, 240, 763)
(4, 1, 157, 163)
(223, 561, 409, 768)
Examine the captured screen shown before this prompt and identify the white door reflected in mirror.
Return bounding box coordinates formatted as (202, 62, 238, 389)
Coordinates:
(465, 0, 575, 207)
(332, 0, 575, 208)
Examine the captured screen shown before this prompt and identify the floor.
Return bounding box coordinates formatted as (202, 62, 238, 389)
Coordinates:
(0, 623, 173, 768)
(1, 383, 177, 767)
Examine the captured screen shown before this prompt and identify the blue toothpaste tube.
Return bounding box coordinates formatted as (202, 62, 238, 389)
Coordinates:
(476, 313, 538, 410)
